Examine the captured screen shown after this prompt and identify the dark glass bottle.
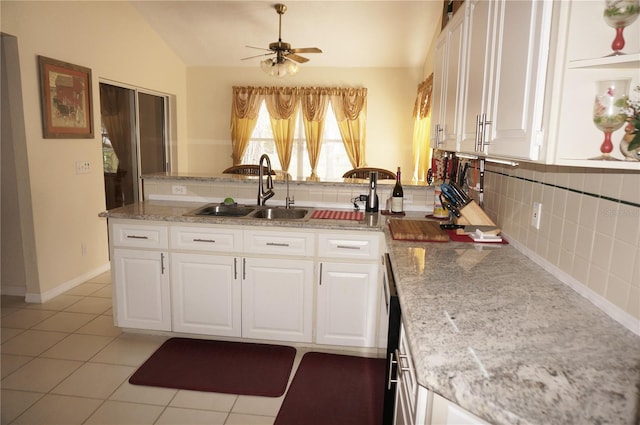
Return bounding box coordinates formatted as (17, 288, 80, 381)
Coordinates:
(391, 167, 403, 213)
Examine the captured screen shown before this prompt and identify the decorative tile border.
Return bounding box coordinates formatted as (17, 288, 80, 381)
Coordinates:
(486, 169, 640, 209)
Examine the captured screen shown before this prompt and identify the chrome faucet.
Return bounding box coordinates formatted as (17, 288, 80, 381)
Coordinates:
(285, 172, 295, 209)
(257, 154, 275, 206)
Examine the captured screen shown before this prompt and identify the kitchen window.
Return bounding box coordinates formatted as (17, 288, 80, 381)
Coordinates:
(242, 103, 352, 179)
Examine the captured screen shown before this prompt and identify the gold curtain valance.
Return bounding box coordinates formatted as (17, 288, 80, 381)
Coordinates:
(412, 74, 433, 119)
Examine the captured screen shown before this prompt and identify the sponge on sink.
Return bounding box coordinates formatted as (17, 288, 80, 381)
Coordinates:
(223, 197, 235, 205)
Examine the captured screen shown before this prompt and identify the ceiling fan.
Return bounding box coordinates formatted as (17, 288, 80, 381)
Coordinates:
(243, 3, 322, 76)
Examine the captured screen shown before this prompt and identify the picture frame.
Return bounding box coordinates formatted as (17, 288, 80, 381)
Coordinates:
(38, 56, 94, 138)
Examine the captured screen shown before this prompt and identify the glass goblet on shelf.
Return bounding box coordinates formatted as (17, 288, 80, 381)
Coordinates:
(604, 0, 640, 56)
(592, 79, 630, 160)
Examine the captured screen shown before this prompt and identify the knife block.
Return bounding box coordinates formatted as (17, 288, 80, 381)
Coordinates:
(454, 201, 497, 228)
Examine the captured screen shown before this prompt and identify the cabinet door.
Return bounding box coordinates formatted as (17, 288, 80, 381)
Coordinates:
(113, 248, 170, 331)
(317, 262, 379, 347)
(485, 0, 553, 160)
(432, 10, 466, 151)
(431, 33, 447, 150)
(170, 253, 241, 337)
(242, 257, 313, 343)
(459, 0, 496, 154)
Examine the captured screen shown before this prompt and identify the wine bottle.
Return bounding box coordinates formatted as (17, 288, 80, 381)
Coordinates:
(391, 167, 403, 213)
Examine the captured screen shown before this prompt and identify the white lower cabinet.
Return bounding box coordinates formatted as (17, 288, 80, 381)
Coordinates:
(110, 220, 382, 348)
(170, 253, 241, 337)
(317, 261, 378, 347)
(113, 248, 171, 331)
(242, 257, 314, 343)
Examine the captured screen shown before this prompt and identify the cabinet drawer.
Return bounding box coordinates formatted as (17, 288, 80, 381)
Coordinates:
(244, 229, 315, 257)
(111, 222, 168, 249)
(318, 232, 380, 260)
(171, 226, 242, 252)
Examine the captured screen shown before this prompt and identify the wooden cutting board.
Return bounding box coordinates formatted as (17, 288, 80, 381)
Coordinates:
(389, 219, 450, 242)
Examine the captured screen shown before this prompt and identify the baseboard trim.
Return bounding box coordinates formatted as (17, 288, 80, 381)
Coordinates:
(24, 263, 111, 303)
(503, 232, 640, 336)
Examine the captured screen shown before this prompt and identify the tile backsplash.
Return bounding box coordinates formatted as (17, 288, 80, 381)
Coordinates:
(483, 163, 640, 323)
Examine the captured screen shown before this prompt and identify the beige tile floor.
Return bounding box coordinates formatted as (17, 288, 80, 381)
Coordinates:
(0, 271, 346, 425)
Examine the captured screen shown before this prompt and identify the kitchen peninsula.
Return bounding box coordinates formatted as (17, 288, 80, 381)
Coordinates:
(101, 173, 640, 425)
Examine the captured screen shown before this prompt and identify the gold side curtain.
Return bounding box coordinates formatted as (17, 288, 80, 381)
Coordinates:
(412, 75, 433, 181)
(230, 87, 264, 165)
(330, 88, 367, 169)
(300, 88, 330, 179)
(264, 87, 300, 172)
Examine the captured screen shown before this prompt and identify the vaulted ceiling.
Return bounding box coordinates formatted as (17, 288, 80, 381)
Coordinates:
(130, 1, 443, 69)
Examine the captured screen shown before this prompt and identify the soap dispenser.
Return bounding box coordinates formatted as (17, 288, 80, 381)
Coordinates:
(365, 171, 379, 213)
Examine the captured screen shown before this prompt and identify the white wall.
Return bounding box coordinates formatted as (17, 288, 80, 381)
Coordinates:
(1, 1, 188, 298)
(185, 66, 423, 176)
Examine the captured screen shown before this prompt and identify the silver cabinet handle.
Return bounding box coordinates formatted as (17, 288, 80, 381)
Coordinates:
(475, 114, 482, 152)
(481, 113, 492, 148)
(234, 257, 238, 280)
(387, 352, 398, 390)
(336, 245, 360, 250)
(242, 258, 246, 280)
(434, 124, 444, 147)
(319, 263, 323, 286)
(160, 253, 165, 274)
(193, 238, 215, 243)
(266, 242, 290, 247)
(126, 235, 148, 239)
(394, 349, 411, 375)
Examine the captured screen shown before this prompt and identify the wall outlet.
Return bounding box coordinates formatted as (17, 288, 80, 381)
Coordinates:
(172, 185, 187, 195)
(75, 161, 91, 174)
(531, 202, 542, 229)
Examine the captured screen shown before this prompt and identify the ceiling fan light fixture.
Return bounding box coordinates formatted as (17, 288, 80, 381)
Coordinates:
(261, 57, 298, 77)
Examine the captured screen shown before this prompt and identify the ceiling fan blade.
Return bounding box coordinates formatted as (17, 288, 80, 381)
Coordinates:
(241, 52, 275, 61)
(285, 53, 309, 63)
(245, 45, 273, 52)
(289, 47, 322, 54)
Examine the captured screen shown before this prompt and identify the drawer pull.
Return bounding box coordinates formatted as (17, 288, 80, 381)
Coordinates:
(395, 349, 412, 374)
(193, 238, 216, 243)
(336, 244, 361, 250)
(126, 235, 148, 239)
(266, 242, 290, 247)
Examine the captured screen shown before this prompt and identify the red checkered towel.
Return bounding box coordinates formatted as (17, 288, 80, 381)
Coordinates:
(311, 210, 364, 220)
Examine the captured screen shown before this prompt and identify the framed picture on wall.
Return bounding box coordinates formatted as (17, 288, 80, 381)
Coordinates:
(38, 56, 94, 138)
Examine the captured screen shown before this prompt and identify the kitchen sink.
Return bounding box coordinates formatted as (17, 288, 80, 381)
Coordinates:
(185, 203, 256, 217)
(248, 206, 314, 221)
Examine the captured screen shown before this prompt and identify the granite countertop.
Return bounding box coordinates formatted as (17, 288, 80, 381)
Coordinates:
(102, 200, 640, 424)
(385, 231, 640, 425)
(100, 200, 387, 232)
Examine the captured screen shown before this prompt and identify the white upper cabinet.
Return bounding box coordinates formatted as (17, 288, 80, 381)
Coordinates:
(431, 9, 466, 152)
(440, 0, 640, 169)
(543, 0, 640, 168)
(457, 0, 553, 160)
(459, 0, 496, 154)
(484, 0, 553, 160)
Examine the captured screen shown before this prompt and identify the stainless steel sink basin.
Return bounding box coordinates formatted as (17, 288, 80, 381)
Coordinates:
(186, 203, 256, 217)
(248, 206, 314, 221)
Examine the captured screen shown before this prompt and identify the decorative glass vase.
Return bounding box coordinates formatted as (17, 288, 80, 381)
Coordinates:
(604, 0, 640, 55)
(620, 123, 640, 160)
(592, 79, 630, 160)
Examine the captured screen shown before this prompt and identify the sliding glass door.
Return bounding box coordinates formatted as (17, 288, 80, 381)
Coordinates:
(100, 83, 169, 210)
